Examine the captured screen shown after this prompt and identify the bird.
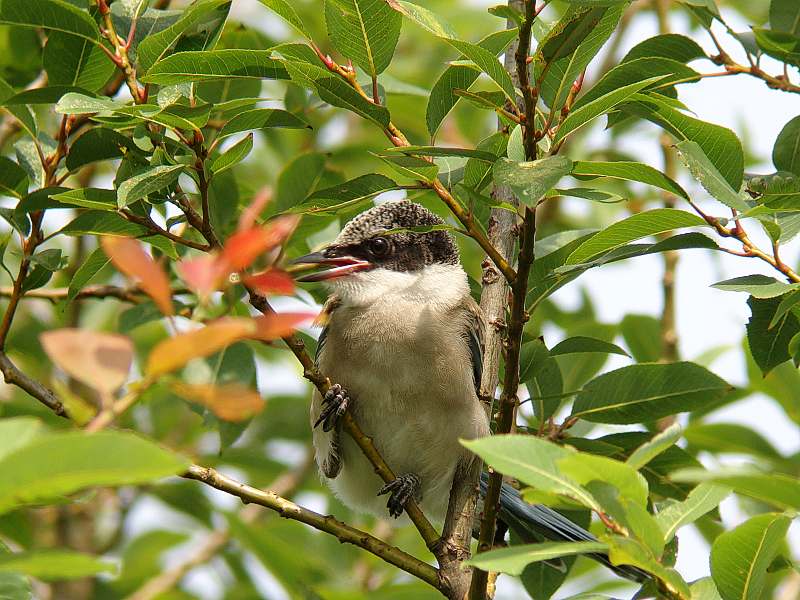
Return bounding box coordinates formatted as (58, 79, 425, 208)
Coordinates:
(294, 199, 644, 581)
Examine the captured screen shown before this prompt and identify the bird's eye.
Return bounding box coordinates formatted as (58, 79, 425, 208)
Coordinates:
(367, 237, 390, 257)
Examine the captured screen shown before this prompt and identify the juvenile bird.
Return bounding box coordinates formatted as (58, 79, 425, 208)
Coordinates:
(295, 199, 643, 581)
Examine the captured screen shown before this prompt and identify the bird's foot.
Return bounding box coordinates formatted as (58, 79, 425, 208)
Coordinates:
(377, 473, 421, 518)
(314, 383, 350, 432)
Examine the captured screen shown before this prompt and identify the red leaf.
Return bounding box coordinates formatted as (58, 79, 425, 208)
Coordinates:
(253, 311, 316, 340)
(237, 187, 272, 232)
(243, 268, 295, 295)
(101, 236, 174, 316)
(221, 214, 300, 271)
(41, 329, 133, 393)
(177, 253, 228, 298)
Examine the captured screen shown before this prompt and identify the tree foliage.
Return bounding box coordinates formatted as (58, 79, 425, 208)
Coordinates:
(0, 0, 798, 599)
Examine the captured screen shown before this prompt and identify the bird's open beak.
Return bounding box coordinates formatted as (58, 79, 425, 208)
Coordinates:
(292, 251, 371, 282)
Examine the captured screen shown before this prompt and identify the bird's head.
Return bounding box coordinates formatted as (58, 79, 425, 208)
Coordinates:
(294, 200, 464, 305)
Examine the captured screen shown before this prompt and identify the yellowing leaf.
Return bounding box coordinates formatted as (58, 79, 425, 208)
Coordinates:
(40, 329, 133, 393)
(171, 382, 264, 421)
(242, 268, 295, 295)
(146, 319, 257, 378)
(100, 236, 173, 315)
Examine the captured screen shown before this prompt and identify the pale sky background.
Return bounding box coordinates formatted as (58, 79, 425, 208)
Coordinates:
(49, 1, 800, 599)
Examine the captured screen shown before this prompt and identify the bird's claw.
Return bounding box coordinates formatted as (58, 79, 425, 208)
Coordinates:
(377, 473, 420, 518)
(314, 383, 350, 432)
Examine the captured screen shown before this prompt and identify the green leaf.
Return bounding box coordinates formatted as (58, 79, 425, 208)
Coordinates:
(691, 577, 724, 600)
(216, 108, 310, 139)
(0, 0, 99, 43)
(549, 336, 629, 357)
(537, 4, 625, 111)
(211, 133, 253, 176)
(711, 513, 791, 600)
(0, 417, 43, 461)
(290, 173, 397, 214)
(773, 115, 800, 177)
(0, 551, 115, 580)
(570, 361, 731, 424)
(325, 0, 401, 77)
(620, 314, 662, 362)
(675, 140, 749, 211)
(571, 160, 688, 199)
(553, 75, 667, 144)
(0, 156, 28, 198)
(684, 423, 783, 460)
(284, 59, 389, 126)
(555, 187, 624, 204)
(137, 0, 231, 74)
(66, 128, 142, 173)
(0, 430, 189, 515)
(383, 145, 497, 161)
(747, 295, 800, 376)
(0, 78, 37, 139)
(712, 274, 799, 298)
(55, 92, 125, 115)
(116, 164, 184, 208)
(141, 50, 290, 85)
(463, 435, 601, 512)
(626, 422, 682, 470)
(492, 156, 573, 206)
(539, 7, 606, 62)
(752, 27, 800, 67)
(607, 536, 690, 599)
(43, 32, 114, 92)
(657, 482, 730, 543)
(771, 0, 800, 35)
(566, 208, 706, 265)
(426, 28, 516, 135)
(621, 33, 705, 63)
(672, 469, 800, 511)
(390, 1, 517, 102)
(465, 541, 608, 576)
(256, 0, 309, 37)
(0, 541, 30, 600)
(388, 1, 456, 39)
(67, 246, 110, 302)
(60, 211, 149, 237)
(376, 154, 439, 182)
(558, 452, 649, 506)
(770, 289, 800, 328)
(623, 93, 744, 190)
(747, 171, 800, 211)
(50, 188, 117, 211)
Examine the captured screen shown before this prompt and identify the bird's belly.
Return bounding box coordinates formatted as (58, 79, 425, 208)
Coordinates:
(325, 363, 488, 522)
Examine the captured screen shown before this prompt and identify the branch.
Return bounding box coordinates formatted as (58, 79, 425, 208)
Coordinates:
(246, 290, 441, 553)
(0, 284, 188, 304)
(0, 352, 68, 418)
(706, 29, 800, 95)
(119, 210, 211, 251)
(469, 3, 532, 597)
(94, 0, 145, 103)
(128, 456, 314, 600)
(182, 464, 441, 591)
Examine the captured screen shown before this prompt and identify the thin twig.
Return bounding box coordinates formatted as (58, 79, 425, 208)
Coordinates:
(182, 464, 442, 590)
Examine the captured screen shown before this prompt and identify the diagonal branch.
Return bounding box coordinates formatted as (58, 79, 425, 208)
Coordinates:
(182, 464, 441, 590)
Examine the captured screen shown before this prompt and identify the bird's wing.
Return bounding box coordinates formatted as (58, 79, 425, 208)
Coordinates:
(462, 296, 485, 397)
(311, 295, 343, 479)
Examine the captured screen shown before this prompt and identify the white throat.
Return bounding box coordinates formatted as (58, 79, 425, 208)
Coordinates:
(326, 263, 469, 309)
